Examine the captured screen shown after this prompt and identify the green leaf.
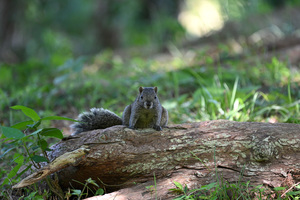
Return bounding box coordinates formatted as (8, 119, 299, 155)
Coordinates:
(11, 105, 40, 121)
(11, 120, 34, 130)
(14, 153, 24, 164)
(273, 187, 286, 191)
(255, 184, 263, 189)
(1, 155, 24, 186)
(95, 188, 104, 195)
(88, 179, 99, 187)
(1, 126, 25, 139)
(26, 120, 41, 130)
(16, 164, 32, 179)
(172, 195, 185, 200)
(44, 147, 52, 152)
(287, 190, 300, 196)
(173, 181, 183, 191)
(0, 147, 16, 159)
(2, 164, 22, 185)
(31, 155, 48, 163)
(31, 145, 40, 151)
(28, 129, 43, 136)
(202, 182, 217, 190)
(38, 139, 48, 151)
(22, 129, 43, 140)
(86, 178, 98, 186)
(188, 182, 217, 193)
(146, 185, 154, 189)
(42, 116, 77, 122)
(24, 191, 44, 200)
(71, 189, 82, 196)
(183, 185, 188, 193)
(40, 128, 63, 139)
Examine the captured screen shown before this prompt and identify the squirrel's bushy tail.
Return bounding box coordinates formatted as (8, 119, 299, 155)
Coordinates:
(70, 108, 122, 135)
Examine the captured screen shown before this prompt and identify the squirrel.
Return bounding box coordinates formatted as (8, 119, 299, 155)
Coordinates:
(70, 86, 168, 135)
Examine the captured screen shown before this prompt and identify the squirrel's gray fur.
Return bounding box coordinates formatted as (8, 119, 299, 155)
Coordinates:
(70, 87, 168, 135)
(70, 108, 122, 135)
(122, 86, 168, 131)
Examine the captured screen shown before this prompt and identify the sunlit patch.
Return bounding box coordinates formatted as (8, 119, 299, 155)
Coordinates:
(178, 0, 224, 37)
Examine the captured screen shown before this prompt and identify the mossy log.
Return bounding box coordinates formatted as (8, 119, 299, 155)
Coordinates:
(14, 120, 300, 200)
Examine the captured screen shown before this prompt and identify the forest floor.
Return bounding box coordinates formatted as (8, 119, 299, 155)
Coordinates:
(55, 6, 300, 135)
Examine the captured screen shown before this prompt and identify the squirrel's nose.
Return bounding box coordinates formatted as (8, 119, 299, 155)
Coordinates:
(144, 101, 153, 109)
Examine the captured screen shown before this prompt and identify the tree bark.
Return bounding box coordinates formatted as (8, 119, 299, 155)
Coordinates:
(14, 120, 300, 199)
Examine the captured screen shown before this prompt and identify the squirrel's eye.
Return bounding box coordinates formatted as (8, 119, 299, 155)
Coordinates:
(154, 96, 157, 99)
(140, 96, 143, 99)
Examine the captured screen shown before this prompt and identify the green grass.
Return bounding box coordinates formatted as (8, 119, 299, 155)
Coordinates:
(170, 179, 300, 199)
(1, 51, 299, 126)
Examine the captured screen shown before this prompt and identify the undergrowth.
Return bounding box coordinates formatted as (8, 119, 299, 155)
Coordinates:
(1, 52, 299, 126)
(170, 180, 300, 200)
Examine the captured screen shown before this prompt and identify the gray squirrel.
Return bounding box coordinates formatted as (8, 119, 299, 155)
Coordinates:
(71, 86, 168, 135)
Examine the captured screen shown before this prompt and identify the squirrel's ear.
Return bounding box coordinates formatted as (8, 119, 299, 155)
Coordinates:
(154, 87, 158, 93)
(139, 87, 144, 93)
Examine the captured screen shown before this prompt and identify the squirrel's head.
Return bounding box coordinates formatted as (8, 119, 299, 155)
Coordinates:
(138, 86, 158, 109)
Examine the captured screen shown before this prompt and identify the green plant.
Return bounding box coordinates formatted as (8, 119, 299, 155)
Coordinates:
(0, 105, 76, 199)
(170, 181, 218, 200)
(170, 178, 300, 200)
(66, 178, 104, 200)
(145, 172, 158, 200)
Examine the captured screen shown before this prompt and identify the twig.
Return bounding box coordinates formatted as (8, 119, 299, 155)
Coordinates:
(281, 182, 300, 198)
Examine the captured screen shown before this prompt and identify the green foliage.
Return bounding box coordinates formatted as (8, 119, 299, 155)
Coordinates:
(1, 50, 299, 125)
(22, 190, 50, 200)
(163, 56, 300, 124)
(0, 105, 76, 199)
(66, 178, 104, 199)
(170, 173, 300, 199)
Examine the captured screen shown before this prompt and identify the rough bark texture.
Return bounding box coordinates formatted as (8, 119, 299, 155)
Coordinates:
(16, 120, 300, 199)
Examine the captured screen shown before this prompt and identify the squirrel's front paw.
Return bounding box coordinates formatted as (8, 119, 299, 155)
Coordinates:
(128, 126, 135, 130)
(153, 125, 162, 131)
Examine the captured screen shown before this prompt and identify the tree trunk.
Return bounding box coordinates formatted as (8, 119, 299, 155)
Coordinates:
(14, 120, 300, 199)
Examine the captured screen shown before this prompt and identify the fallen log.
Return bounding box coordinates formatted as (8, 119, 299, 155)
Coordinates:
(14, 120, 300, 199)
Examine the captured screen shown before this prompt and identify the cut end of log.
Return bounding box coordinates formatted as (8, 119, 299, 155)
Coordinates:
(13, 169, 50, 189)
(13, 146, 90, 189)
